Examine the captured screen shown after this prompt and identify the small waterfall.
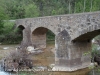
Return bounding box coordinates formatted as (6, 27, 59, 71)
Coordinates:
(0, 71, 9, 75)
(0, 64, 9, 75)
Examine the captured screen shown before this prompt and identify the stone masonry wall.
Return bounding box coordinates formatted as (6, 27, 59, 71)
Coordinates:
(16, 11, 100, 40)
(32, 34, 46, 48)
(54, 36, 91, 71)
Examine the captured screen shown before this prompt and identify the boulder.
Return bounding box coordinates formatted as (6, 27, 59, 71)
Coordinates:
(27, 46, 43, 54)
(49, 64, 55, 68)
(89, 62, 98, 69)
(27, 46, 35, 52)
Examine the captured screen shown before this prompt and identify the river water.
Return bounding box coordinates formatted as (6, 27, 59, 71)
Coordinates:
(0, 71, 9, 75)
(0, 43, 100, 75)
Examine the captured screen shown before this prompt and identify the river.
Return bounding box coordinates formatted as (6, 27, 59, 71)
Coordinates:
(0, 42, 100, 75)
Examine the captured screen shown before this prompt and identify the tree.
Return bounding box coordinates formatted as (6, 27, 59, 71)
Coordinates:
(25, 3, 39, 18)
(92, 0, 100, 11)
(0, 6, 8, 34)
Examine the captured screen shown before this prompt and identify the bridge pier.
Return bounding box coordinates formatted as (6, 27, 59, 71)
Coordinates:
(20, 26, 32, 47)
(53, 30, 91, 71)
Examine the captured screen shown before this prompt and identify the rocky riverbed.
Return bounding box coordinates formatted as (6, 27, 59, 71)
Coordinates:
(0, 42, 100, 75)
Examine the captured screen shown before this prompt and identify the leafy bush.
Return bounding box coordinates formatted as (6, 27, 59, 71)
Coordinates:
(92, 44, 98, 57)
(46, 30, 55, 41)
(0, 21, 23, 44)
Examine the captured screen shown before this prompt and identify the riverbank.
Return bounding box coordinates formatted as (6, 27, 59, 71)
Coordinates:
(0, 42, 100, 75)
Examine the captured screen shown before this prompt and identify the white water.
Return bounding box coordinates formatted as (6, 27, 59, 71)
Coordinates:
(0, 64, 9, 75)
(0, 71, 9, 75)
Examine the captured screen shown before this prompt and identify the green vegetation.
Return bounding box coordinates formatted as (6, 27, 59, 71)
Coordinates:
(47, 30, 55, 41)
(0, 0, 100, 19)
(92, 35, 100, 56)
(92, 44, 98, 56)
(0, 0, 100, 44)
(0, 21, 22, 44)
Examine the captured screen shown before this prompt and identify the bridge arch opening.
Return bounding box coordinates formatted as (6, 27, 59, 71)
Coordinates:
(72, 28, 100, 67)
(17, 25, 25, 43)
(73, 29, 100, 42)
(32, 27, 55, 67)
(32, 27, 55, 48)
(18, 25, 25, 33)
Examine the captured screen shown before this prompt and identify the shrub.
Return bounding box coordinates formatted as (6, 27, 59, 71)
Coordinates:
(5, 48, 33, 70)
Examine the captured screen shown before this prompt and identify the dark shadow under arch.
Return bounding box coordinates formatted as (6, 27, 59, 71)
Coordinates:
(18, 25, 25, 31)
(33, 27, 48, 35)
(16, 25, 25, 44)
(73, 29, 100, 42)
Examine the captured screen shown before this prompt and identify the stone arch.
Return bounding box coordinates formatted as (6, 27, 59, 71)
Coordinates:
(17, 25, 25, 35)
(17, 25, 25, 45)
(73, 24, 100, 41)
(17, 25, 25, 29)
(32, 27, 55, 48)
(32, 27, 48, 35)
(18, 25, 25, 30)
(32, 26, 57, 36)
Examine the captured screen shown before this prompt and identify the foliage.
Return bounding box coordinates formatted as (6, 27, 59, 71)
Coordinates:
(46, 30, 55, 41)
(3, 21, 14, 34)
(92, 44, 99, 57)
(25, 3, 39, 18)
(0, 6, 8, 34)
(0, 20, 4, 34)
(92, 35, 100, 55)
(0, 21, 22, 44)
(0, 0, 100, 19)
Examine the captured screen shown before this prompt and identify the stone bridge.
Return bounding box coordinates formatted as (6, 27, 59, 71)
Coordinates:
(15, 11, 100, 71)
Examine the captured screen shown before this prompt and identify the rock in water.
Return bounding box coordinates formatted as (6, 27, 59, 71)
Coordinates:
(27, 46, 43, 54)
(27, 46, 35, 52)
(49, 64, 55, 68)
(3, 47, 9, 50)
